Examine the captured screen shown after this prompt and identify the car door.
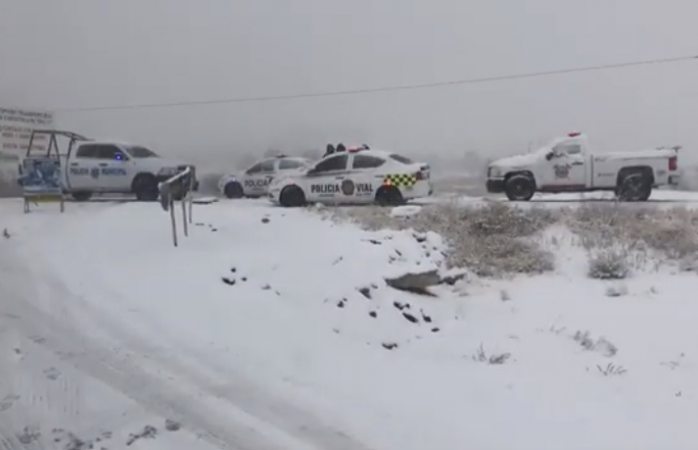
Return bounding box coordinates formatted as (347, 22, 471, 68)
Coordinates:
(94, 144, 134, 191)
(347, 153, 385, 203)
(304, 154, 349, 203)
(541, 142, 586, 189)
(67, 143, 101, 190)
(242, 159, 275, 196)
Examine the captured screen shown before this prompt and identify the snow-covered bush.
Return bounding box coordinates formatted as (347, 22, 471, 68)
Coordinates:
(605, 283, 629, 297)
(571, 205, 698, 259)
(589, 250, 629, 280)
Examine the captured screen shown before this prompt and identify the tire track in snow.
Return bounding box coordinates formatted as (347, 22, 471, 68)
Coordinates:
(2, 247, 373, 450)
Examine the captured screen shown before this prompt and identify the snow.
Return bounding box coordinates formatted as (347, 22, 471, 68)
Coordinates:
(1, 197, 698, 449)
(389, 204, 422, 217)
(416, 188, 698, 209)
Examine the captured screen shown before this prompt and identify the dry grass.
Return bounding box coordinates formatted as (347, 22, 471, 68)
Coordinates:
(326, 201, 698, 278)
(569, 205, 698, 273)
(329, 202, 556, 277)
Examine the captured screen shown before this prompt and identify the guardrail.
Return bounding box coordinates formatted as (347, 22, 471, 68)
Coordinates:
(159, 167, 194, 247)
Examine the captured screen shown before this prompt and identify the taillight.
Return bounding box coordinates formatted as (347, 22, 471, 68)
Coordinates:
(669, 156, 677, 171)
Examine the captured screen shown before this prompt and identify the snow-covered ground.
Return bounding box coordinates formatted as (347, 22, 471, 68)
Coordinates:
(422, 187, 698, 209)
(1, 197, 697, 450)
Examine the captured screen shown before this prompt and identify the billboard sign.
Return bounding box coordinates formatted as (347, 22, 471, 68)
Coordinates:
(0, 107, 54, 159)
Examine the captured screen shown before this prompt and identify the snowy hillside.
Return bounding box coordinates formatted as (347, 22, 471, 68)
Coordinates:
(1, 197, 697, 450)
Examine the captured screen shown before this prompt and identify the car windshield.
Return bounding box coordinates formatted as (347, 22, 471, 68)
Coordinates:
(127, 146, 158, 158)
(390, 154, 413, 164)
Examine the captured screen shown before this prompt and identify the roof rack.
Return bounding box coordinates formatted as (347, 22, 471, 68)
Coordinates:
(26, 129, 89, 158)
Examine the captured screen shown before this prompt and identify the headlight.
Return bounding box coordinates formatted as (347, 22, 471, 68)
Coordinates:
(488, 166, 502, 178)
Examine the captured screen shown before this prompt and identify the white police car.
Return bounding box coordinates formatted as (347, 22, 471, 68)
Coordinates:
(269, 147, 432, 206)
(218, 155, 311, 198)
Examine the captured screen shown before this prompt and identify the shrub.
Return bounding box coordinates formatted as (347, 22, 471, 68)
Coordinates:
(589, 250, 630, 280)
(570, 205, 698, 261)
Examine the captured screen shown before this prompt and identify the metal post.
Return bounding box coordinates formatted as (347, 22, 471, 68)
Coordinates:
(181, 197, 188, 237)
(170, 198, 178, 247)
(188, 175, 193, 223)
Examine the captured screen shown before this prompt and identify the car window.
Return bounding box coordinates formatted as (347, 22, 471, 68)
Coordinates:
(246, 162, 264, 175)
(279, 159, 305, 170)
(96, 145, 128, 161)
(352, 154, 385, 169)
(390, 154, 413, 164)
(75, 144, 99, 158)
(260, 159, 275, 172)
(128, 146, 158, 158)
(312, 154, 348, 173)
(566, 144, 582, 155)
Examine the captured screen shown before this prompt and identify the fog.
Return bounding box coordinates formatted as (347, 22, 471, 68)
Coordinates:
(3, 0, 698, 173)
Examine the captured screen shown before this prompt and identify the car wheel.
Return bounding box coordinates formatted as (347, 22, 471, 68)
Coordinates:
(71, 191, 92, 202)
(375, 186, 404, 206)
(504, 174, 535, 201)
(133, 174, 159, 201)
(280, 185, 306, 207)
(618, 173, 652, 202)
(224, 181, 244, 199)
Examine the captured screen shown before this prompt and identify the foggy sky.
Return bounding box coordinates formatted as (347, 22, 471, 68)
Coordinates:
(2, 0, 698, 170)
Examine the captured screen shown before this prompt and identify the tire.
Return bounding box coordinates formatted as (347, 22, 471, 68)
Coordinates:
(375, 186, 404, 206)
(504, 174, 535, 201)
(617, 173, 652, 202)
(71, 191, 92, 202)
(223, 181, 244, 199)
(132, 174, 159, 202)
(279, 185, 306, 207)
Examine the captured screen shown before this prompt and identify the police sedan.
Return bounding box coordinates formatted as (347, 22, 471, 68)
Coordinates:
(268, 148, 431, 206)
(219, 155, 311, 198)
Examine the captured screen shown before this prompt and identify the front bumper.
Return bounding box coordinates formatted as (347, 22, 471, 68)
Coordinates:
(486, 178, 505, 193)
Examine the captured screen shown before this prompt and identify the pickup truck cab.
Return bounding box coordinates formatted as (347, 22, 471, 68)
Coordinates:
(64, 141, 194, 201)
(486, 133, 679, 201)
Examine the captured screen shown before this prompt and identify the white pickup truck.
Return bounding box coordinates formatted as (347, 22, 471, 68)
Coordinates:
(486, 133, 680, 201)
(21, 130, 196, 201)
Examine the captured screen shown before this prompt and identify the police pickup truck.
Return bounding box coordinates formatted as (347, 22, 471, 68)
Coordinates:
(63, 140, 195, 201)
(486, 133, 680, 201)
(218, 155, 311, 198)
(269, 146, 431, 206)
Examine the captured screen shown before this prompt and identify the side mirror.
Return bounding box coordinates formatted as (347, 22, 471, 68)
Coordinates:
(545, 152, 554, 161)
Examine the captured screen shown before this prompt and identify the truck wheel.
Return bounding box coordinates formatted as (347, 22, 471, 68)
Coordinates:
(71, 191, 92, 202)
(617, 173, 652, 202)
(279, 185, 306, 207)
(504, 175, 535, 201)
(375, 186, 404, 206)
(133, 174, 159, 201)
(223, 181, 244, 199)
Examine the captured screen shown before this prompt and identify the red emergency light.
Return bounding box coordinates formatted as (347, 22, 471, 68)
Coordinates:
(568, 131, 582, 138)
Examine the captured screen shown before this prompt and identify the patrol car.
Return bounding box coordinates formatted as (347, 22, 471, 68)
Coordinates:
(218, 155, 311, 198)
(268, 147, 432, 206)
(21, 130, 196, 202)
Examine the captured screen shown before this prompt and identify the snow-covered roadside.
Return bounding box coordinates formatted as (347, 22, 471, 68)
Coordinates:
(420, 188, 698, 209)
(2, 198, 698, 450)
